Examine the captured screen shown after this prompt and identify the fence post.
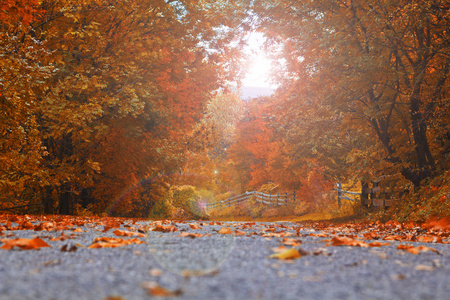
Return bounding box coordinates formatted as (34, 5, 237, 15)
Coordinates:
(337, 183, 342, 208)
(361, 181, 369, 208)
(371, 180, 380, 207)
(276, 193, 279, 206)
(269, 192, 272, 205)
(293, 191, 296, 202)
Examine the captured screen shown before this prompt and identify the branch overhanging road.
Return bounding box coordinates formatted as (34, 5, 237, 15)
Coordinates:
(0, 216, 449, 300)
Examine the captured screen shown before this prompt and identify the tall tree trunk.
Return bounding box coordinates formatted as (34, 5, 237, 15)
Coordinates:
(402, 78, 436, 187)
(58, 183, 74, 215)
(42, 186, 55, 214)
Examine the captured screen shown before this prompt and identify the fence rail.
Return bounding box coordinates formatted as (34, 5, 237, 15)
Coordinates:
(206, 190, 296, 210)
(208, 178, 399, 211)
(336, 179, 400, 208)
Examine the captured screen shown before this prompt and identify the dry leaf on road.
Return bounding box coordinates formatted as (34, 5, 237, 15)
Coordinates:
(218, 227, 232, 234)
(141, 281, 182, 297)
(0, 238, 50, 250)
(270, 248, 302, 260)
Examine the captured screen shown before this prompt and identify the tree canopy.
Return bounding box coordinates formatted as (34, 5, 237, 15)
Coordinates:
(1, 0, 448, 221)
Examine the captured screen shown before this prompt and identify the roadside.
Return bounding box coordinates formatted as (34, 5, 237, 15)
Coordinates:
(1, 214, 449, 299)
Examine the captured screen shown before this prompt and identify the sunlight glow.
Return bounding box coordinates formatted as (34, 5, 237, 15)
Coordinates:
(242, 32, 276, 89)
(243, 54, 273, 88)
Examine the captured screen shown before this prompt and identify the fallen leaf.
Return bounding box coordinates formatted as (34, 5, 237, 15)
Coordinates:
(0, 238, 50, 250)
(177, 232, 204, 238)
(367, 241, 390, 247)
(272, 245, 288, 253)
(218, 227, 232, 234)
(270, 248, 302, 260)
(414, 264, 434, 271)
(19, 221, 34, 230)
(149, 268, 163, 277)
(397, 244, 439, 255)
(42, 259, 61, 266)
(329, 236, 368, 247)
(104, 296, 125, 300)
(50, 232, 72, 241)
(383, 235, 405, 241)
(416, 236, 442, 243)
(113, 229, 146, 237)
(281, 238, 302, 247)
(391, 274, 406, 280)
(189, 224, 201, 230)
(363, 232, 380, 240)
(309, 233, 327, 237)
(423, 217, 450, 230)
(88, 237, 146, 248)
(261, 232, 283, 237)
(153, 225, 178, 232)
(141, 281, 182, 297)
(61, 244, 77, 252)
(34, 222, 55, 231)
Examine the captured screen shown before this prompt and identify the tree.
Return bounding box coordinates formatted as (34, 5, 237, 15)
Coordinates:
(0, 1, 52, 212)
(1, 0, 249, 215)
(228, 97, 301, 192)
(253, 0, 449, 188)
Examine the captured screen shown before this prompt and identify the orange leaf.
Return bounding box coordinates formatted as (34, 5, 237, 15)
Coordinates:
(113, 229, 145, 237)
(383, 235, 405, 241)
(416, 236, 442, 243)
(141, 281, 182, 297)
(397, 244, 439, 255)
(189, 223, 201, 230)
(281, 238, 302, 247)
(88, 237, 145, 248)
(1, 238, 50, 250)
(363, 232, 380, 240)
(272, 245, 288, 253)
(19, 221, 34, 230)
(367, 241, 390, 247)
(423, 217, 450, 230)
(153, 225, 178, 232)
(34, 222, 55, 231)
(218, 227, 232, 234)
(177, 232, 204, 238)
(309, 233, 327, 237)
(330, 236, 368, 247)
(50, 232, 73, 241)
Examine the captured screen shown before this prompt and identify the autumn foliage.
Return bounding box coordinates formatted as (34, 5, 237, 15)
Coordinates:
(0, 0, 245, 217)
(220, 0, 449, 221)
(1, 0, 448, 222)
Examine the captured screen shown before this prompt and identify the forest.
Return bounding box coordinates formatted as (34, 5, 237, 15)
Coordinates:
(1, 0, 449, 222)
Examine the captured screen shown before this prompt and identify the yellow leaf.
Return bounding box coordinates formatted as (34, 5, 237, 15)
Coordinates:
(270, 248, 302, 260)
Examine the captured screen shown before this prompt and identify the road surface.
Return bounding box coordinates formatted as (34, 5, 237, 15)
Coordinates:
(0, 218, 449, 299)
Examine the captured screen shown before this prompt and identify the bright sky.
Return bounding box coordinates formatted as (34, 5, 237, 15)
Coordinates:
(242, 32, 276, 88)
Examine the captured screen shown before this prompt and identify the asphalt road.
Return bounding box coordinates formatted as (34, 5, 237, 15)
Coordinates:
(0, 219, 449, 300)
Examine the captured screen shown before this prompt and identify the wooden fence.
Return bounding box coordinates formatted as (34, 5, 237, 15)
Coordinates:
(206, 190, 296, 210)
(335, 183, 360, 206)
(336, 178, 400, 208)
(208, 178, 398, 211)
